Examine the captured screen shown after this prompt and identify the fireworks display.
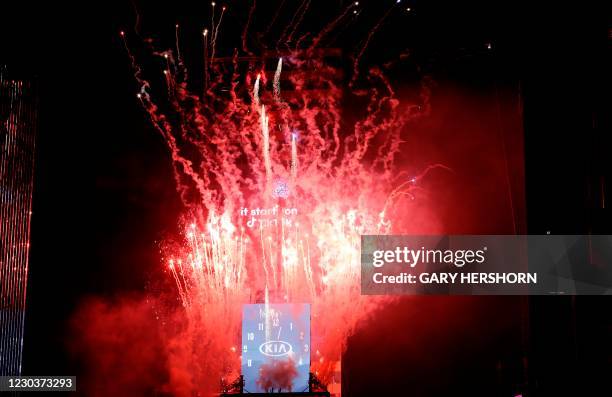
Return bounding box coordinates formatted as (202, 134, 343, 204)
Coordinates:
(5, 1, 608, 397)
(122, 1, 436, 394)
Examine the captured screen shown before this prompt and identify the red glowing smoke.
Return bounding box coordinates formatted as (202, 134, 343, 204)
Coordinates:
(71, 294, 241, 396)
(70, 296, 167, 396)
(256, 359, 300, 393)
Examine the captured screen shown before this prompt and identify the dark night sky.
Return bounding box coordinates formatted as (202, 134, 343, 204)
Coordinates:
(1, 1, 611, 396)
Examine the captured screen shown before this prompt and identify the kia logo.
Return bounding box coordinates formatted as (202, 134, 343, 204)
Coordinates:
(259, 341, 292, 357)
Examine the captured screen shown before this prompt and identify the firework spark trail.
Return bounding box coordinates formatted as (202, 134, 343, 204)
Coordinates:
(210, 1, 216, 42)
(264, 0, 286, 37)
(214, 6, 227, 49)
(135, 79, 213, 208)
(286, 0, 311, 44)
(341, 68, 405, 176)
(273, 58, 282, 103)
(291, 132, 298, 180)
(260, 105, 272, 184)
(242, 0, 257, 56)
(209, 3, 227, 67)
(351, 2, 397, 86)
(126, 44, 187, 202)
(318, 3, 362, 49)
(129, 0, 142, 36)
(119, 31, 147, 94)
(169, 260, 189, 306)
(307, 1, 356, 50)
(253, 73, 261, 107)
(125, 4, 435, 393)
(203, 29, 209, 92)
(278, 0, 309, 48)
(175, 24, 183, 68)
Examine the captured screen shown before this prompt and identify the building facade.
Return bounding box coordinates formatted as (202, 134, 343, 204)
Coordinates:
(0, 69, 37, 376)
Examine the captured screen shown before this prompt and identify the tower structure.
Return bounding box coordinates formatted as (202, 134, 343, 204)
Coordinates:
(0, 68, 37, 376)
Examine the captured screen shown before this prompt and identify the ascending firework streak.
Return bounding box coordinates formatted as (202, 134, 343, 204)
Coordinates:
(202, 29, 209, 91)
(273, 58, 283, 103)
(260, 104, 272, 183)
(124, 2, 434, 394)
(253, 73, 261, 107)
(209, 2, 226, 67)
(291, 132, 298, 180)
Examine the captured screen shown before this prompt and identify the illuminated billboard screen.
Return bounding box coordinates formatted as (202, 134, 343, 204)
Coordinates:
(242, 303, 310, 393)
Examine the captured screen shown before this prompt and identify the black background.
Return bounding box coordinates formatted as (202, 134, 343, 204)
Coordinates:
(1, 1, 611, 396)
